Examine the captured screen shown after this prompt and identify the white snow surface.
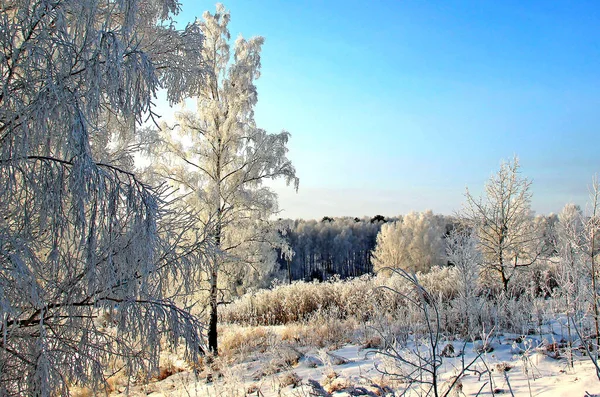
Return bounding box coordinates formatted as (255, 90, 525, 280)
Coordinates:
(111, 330, 600, 397)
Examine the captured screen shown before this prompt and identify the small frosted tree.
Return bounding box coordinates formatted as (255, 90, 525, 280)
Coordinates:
(556, 203, 585, 292)
(372, 211, 445, 275)
(446, 227, 482, 334)
(461, 157, 540, 293)
(555, 203, 586, 366)
(0, 0, 207, 394)
(154, 4, 298, 354)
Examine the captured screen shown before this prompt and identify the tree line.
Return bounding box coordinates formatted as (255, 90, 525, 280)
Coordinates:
(278, 158, 595, 301)
(276, 216, 386, 281)
(275, 213, 450, 282)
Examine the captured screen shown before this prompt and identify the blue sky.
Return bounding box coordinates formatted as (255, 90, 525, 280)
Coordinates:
(171, 1, 600, 219)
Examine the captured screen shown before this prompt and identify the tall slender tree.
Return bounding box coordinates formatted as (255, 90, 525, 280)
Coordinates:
(584, 178, 600, 367)
(156, 4, 298, 354)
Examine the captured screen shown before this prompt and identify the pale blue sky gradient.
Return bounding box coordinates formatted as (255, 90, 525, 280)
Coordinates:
(169, 1, 600, 219)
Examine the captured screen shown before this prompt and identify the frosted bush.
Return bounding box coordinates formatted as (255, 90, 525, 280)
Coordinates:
(221, 276, 391, 325)
(221, 262, 568, 350)
(418, 266, 461, 300)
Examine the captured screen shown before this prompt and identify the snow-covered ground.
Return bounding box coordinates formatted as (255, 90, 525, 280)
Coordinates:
(112, 329, 600, 396)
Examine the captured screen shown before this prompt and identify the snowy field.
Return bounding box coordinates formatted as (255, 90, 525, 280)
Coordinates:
(110, 326, 600, 397)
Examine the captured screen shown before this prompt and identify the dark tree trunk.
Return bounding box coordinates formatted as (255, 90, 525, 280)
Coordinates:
(208, 269, 218, 354)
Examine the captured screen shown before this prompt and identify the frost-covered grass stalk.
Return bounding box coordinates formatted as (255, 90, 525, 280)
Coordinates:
(374, 268, 485, 397)
(0, 0, 209, 395)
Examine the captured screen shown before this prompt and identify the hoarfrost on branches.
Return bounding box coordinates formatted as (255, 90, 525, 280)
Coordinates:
(461, 157, 540, 292)
(372, 211, 445, 275)
(152, 3, 298, 354)
(0, 0, 208, 395)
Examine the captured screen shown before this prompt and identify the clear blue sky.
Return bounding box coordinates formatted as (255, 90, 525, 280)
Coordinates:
(171, 1, 600, 219)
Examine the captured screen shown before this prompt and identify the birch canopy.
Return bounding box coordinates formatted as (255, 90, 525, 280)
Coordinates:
(372, 211, 445, 275)
(0, 0, 206, 395)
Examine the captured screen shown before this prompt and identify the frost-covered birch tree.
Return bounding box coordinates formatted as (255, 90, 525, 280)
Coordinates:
(372, 211, 445, 274)
(0, 1, 208, 395)
(461, 157, 540, 293)
(154, 4, 298, 354)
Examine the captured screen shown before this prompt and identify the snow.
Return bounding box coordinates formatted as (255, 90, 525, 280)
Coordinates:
(111, 329, 600, 396)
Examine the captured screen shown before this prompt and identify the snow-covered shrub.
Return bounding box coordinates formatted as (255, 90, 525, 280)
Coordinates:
(221, 270, 477, 330)
(418, 266, 461, 300)
(506, 259, 558, 298)
(220, 264, 568, 349)
(219, 326, 277, 358)
(220, 277, 381, 325)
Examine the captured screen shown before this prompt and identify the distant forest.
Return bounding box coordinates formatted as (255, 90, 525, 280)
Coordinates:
(276, 212, 557, 283)
(275, 214, 446, 281)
